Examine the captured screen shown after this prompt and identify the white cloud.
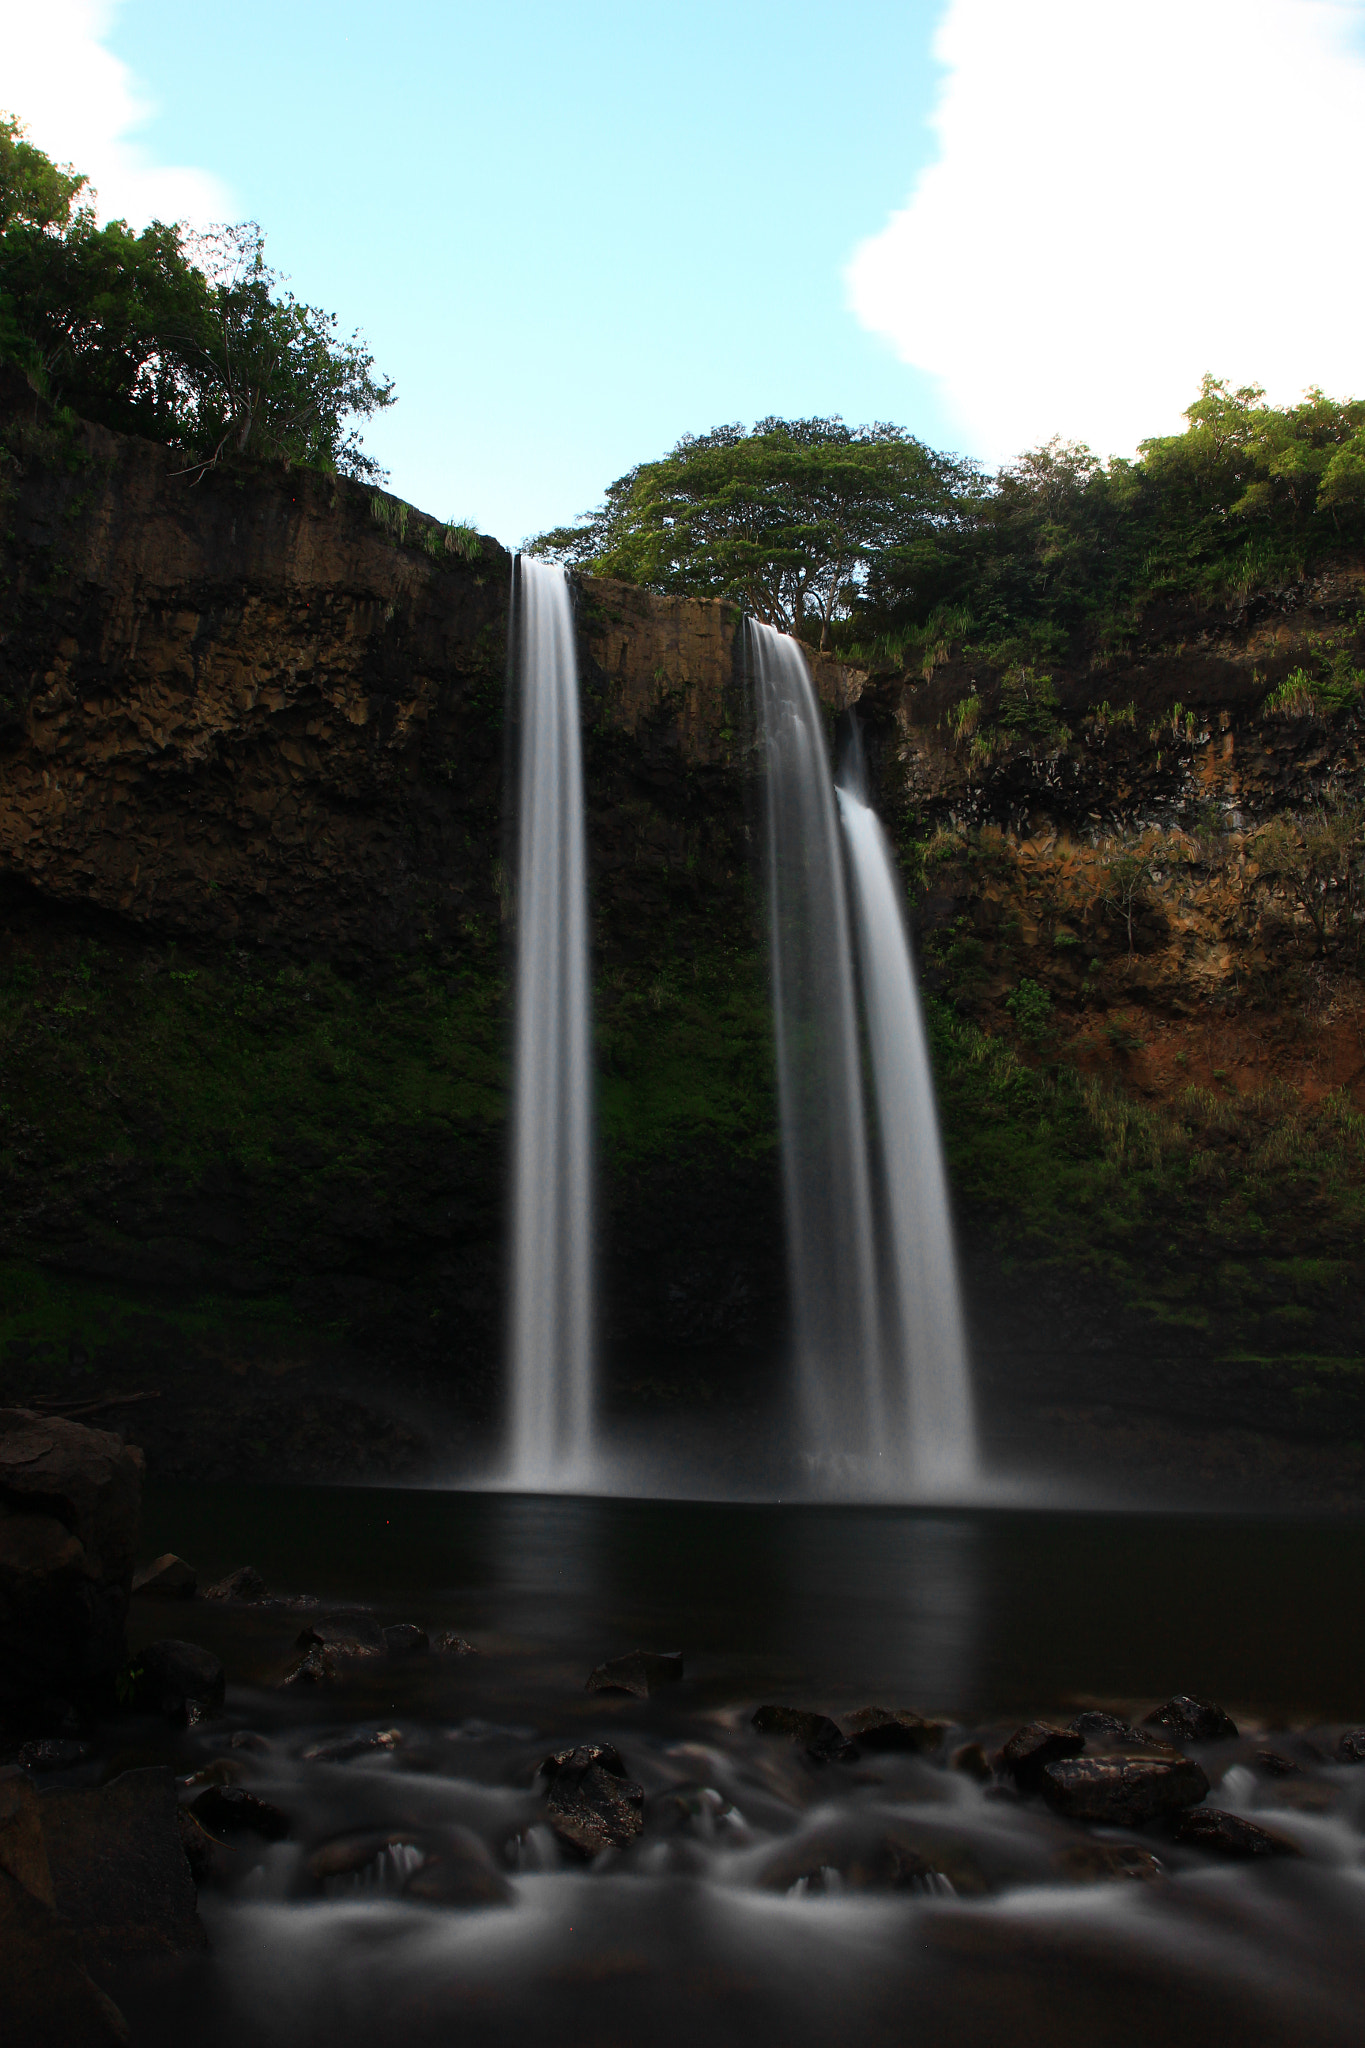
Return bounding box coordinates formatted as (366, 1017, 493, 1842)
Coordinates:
(1, 0, 234, 227)
(847, 0, 1365, 464)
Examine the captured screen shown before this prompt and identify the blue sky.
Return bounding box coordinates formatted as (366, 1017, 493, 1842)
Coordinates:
(102, 0, 952, 542)
(9, 3, 1364, 544)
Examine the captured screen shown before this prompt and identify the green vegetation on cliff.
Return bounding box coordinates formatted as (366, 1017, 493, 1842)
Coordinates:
(534, 384, 1365, 675)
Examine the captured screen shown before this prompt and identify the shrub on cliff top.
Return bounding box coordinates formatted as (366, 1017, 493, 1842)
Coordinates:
(0, 115, 394, 482)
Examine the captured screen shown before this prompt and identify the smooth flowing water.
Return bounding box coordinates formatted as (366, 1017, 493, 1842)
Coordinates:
(749, 621, 884, 1480)
(111, 1484, 1365, 2048)
(507, 559, 594, 1488)
(837, 781, 977, 1491)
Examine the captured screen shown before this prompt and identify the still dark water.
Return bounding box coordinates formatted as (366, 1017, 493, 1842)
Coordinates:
(119, 1486, 1365, 2047)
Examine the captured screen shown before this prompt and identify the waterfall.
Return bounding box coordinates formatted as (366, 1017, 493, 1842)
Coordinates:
(507, 558, 595, 1489)
(750, 621, 886, 1476)
(837, 781, 977, 1492)
(750, 619, 977, 1496)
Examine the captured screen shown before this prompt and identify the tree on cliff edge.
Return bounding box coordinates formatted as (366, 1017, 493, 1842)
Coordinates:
(0, 114, 394, 482)
(529, 417, 975, 648)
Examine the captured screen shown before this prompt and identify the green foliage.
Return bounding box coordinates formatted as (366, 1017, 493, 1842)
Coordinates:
(0, 121, 393, 481)
(1004, 976, 1053, 1041)
(529, 416, 974, 648)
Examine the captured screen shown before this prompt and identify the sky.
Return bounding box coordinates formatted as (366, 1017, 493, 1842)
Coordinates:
(4, 1, 1363, 544)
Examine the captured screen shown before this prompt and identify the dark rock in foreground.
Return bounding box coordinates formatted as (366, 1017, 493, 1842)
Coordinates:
(137, 1640, 225, 1720)
(1142, 1696, 1238, 1742)
(751, 1705, 851, 1760)
(586, 1650, 684, 1698)
(845, 1707, 945, 1753)
(1042, 1752, 1210, 1826)
(383, 1624, 429, 1657)
(996, 1721, 1084, 1790)
(1172, 1807, 1302, 1858)
(131, 1554, 197, 1600)
(1052, 1840, 1165, 1883)
(540, 1743, 645, 1856)
(0, 1409, 143, 1720)
(203, 1566, 269, 1604)
(40, 1765, 205, 1972)
(190, 1786, 291, 1841)
(0, 1865, 128, 2046)
(297, 1613, 387, 1657)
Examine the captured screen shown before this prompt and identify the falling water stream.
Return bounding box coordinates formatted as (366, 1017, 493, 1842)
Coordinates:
(751, 620, 977, 1496)
(506, 558, 594, 1489)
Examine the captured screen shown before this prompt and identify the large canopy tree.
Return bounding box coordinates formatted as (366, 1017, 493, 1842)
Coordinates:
(531, 417, 977, 647)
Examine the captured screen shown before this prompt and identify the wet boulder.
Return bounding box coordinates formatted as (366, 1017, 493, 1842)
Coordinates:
(0, 1868, 128, 2047)
(754, 1815, 968, 1895)
(383, 1624, 429, 1657)
(279, 1644, 340, 1687)
(433, 1632, 478, 1655)
(16, 1739, 94, 1775)
(190, 1786, 291, 1841)
(1142, 1696, 1238, 1742)
(137, 1639, 225, 1720)
(751, 1704, 853, 1761)
(131, 1554, 196, 1599)
(300, 1726, 403, 1763)
(996, 1721, 1084, 1791)
(1336, 1728, 1365, 1763)
(203, 1566, 269, 1604)
(1052, 1840, 1165, 1884)
(844, 1707, 945, 1754)
(586, 1650, 684, 1698)
(1041, 1750, 1209, 1826)
(951, 1743, 992, 1781)
(540, 1742, 645, 1855)
(0, 1409, 144, 1719)
(1171, 1807, 1302, 1858)
(40, 1765, 205, 1973)
(1068, 1711, 1160, 1747)
(297, 1612, 387, 1657)
(402, 1827, 512, 1907)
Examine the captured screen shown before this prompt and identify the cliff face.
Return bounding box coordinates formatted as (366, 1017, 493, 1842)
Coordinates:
(2, 373, 1363, 1499)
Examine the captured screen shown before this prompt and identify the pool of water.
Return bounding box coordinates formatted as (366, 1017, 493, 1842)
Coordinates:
(111, 1485, 1365, 2047)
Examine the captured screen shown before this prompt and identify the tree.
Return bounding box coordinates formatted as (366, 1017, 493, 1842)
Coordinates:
(530, 417, 973, 647)
(0, 118, 394, 481)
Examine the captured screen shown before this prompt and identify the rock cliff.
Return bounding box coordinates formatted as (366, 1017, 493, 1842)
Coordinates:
(1, 370, 1363, 1500)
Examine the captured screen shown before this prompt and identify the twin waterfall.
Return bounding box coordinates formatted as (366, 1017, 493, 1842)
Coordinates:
(506, 559, 595, 1490)
(750, 622, 976, 1496)
(506, 564, 975, 1498)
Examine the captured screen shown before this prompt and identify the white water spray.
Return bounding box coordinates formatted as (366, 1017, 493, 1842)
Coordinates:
(751, 619, 977, 1496)
(507, 558, 594, 1488)
(837, 782, 977, 1491)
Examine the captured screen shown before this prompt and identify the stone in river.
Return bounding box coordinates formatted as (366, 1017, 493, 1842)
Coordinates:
(0, 1868, 128, 2047)
(16, 1739, 93, 1774)
(383, 1623, 429, 1657)
(951, 1742, 992, 1781)
(0, 1408, 143, 1717)
(138, 1639, 225, 1719)
(540, 1742, 645, 1855)
(586, 1650, 684, 1698)
(1052, 1840, 1165, 1884)
(41, 1765, 205, 1971)
(296, 1612, 387, 1657)
(1335, 1728, 1365, 1763)
(1172, 1807, 1302, 1858)
(279, 1644, 340, 1687)
(131, 1553, 197, 1599)
(844, 1707, 946, 1753)
(301, 1726, 404, 1763)
(751, 1705, 853, 1760)
(754, 1817, 956, 1894)
(1068, 1711, 1160, 1747)
(176, 1806, 230, 1886)
(202, 1565, 269, 1604)
(433, 1632, 478, 1655)
(1041, 1752, 1209, 1826)
(190, 1786, 291, 1841)
(402, 1826, 512, 1907)
(1142, 1695, 1238, 1742)
(996, 1721, 1084, 1791)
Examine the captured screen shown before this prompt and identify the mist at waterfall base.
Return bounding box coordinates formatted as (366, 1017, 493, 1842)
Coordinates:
(750, 620, 977, 1502)
(505, 560, 594, 1490)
